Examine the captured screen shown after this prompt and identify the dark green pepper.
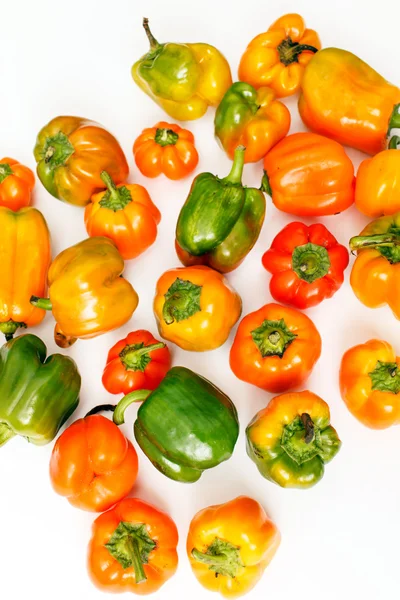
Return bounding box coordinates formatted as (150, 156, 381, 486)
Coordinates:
(175, 146, 266, 273)
(0, 334, 81, 447)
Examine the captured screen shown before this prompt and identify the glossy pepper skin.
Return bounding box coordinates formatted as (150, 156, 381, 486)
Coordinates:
(187, 496, 280, 598)
(85, 172, 161, 260)
(262, 222, 349, 309)
(350, 213, 400, 320)
(0, 157, 35, 210)
(246, 391, 341, 489)
(263, 132, 355, 216)
(176, 147, 266, 273)
(0, 334, 80, 447)
(340, 339, 400, 430)
(154, 266, 241, 351)
(133, 121, 199, 180)
(230, 303, 321, 393)
(50, 414, 138, 512)
(132, 18, 232, 121)
(102, 330, 171, 395)
(238, 14, 321, 98)
(0, 207, 51, 340)
(88, 497, 178, 594)
(31, 237, 138, 347)
(34, 116, 129, 206)
(299, 48, 400, 155)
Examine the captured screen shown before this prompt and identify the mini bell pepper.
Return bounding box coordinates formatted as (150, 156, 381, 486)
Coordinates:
(0, 207, 51, 340)
(0, 334, 80, 447)
(340, 339, 400, 430)
(132, 18, 232, 121)
(263, 132, 355, 216)
(238, 13, 321, 98)
(30, 237, 139, 347)
(187, 496, 280, 598)
(153, 266, 241, 351)
(133, 121, 199, 180)
(50, 413, 138, 512)
(355, 136, 400, 217)
(34, 116, 129, 206)
(262, 222, 349, 309)
(0, 157, 35, 210)
(84, 172, 161, 260)
(299, 48, 400, 155)
(112, 366, 239, 483)
(246, 390, 341, 488)
(176, 146, 266, 272)
(350, 213, 400, 320)
(88, 497, 178, 594)
(230, 303, 321, 393)
(214, 84, 290, 163)
(102, 330, 171, 395)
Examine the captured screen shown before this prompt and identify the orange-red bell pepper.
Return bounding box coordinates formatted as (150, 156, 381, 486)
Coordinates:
(0, 158, 35, 210)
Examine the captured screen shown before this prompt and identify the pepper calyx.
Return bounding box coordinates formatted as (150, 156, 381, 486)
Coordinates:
(369, 360, 400, 394)
(0, 162, 13, 184)
(0, 320, 27, 341)
(251, 318, 297, 358)
(191, 537, 244, 579)
(42, 132, 74, 170)
(120, 341, 165, 372)
(387, 103, 400, 137)
(99, 171, 132, 211)
(0, 423, 15, 447)
(155, 128, 179, 147)
(260, 171, 271, 195)
(163, 278, 202, 324)
(281, 414, 321, 464)
(292, 242, 331, 283)
(277, 37, 318, 66)
(105, 521, 156, 584)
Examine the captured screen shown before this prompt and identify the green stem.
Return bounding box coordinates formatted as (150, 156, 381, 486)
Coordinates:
(251, 318, 297, 358)
(120, 342, 165, 371)
(113, 390, 151, 425)
(388, 103, 400, 133)
(349, 233, 400, 252)
(277, 37, 318, 66)
(162, 278, 202, 325)
(127, 537, 147, 584)
(142, 17, 159, 50)
(155, 128, 179, 147)
(99, 171, 132, 211)
(30, 296, 52, 311)
(0, 162, 13, 184)
(191, 548, 231, 566)
(0, 320, 26, 340)
(389, 135, 400, 150)
(0, 423, 15, 447)
(223, 146, 245, 185)
(292, 243, 331, 283)
(260, 171, 271, 195)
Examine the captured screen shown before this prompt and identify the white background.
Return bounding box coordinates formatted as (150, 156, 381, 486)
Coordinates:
(1, 0, 399, 598)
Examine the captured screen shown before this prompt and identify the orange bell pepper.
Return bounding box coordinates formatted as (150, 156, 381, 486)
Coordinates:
(263, 132, 355, 216)
(0, 207, 51, 340)
(50, 414, 138, 512)
(153, 265, 242, 351)
(88, 497, 178, 594)
(238, 13, 321, 98)
(229, 303, 321, 393)
(84, 172, 161, 260)
(187, 496, 280, 598)
(0, 158, 35, 210)
(133, 121, 199, 180)
(340, 339, 400, 430)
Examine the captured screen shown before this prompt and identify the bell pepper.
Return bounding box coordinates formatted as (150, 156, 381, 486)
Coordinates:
(30, 237, 139, 348)
(133, 121, 199, 180)
(340, 339, 400, 430)
(262, 222, 349, 309)
(187, 496, 280, 598)
(229, 303, 321, 393)
(84, 172, 161, 260)
(102, 330, 171, 395)
(0, 157, 35, 210)
(153, 265, 241, 351)
(263, 132, 355, 216)
(132, 18, 232, 121)
(50, 412, 138, 512)
(355, 136, 400, 217)
(349, 213, 400, 320)
(214, 84, 290, 163)
(0, 207, 51, 340)
(176, 147, 266, 272)
(33, 116, 129, 206)
(0, 334, 80, 447)
(88, 497, 178, 594)
(246, 390, 341, 488)
(299, 48, 400, 155)
(238, 13, 321, 98)
(112, 366, 239, 483)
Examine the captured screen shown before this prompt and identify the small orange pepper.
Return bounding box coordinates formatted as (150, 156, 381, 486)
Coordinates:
(0, 158, 35, 210)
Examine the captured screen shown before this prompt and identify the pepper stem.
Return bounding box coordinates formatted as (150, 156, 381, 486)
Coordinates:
(0, 320, 26, 340)
(143, 17, 159, 50)
(85, 404, 116, 418)
(191, 538, 243, 579)
(388, 103, 400, 135)
(0, 423, 15, 447)
(113, 390, 151, 425)
(30, 296, 52, 311)
(292, 243, 331, 283)
(162, 278, 202, 324)
(349, 233, 400, 252)
(223, 146, 246, 185)
(127, 537, 147, 584)
(260, 171, 271, 195)
(389, 135, 400, 150)
(155, 128, 179, 147)
(99, 172, 132, 211)
(277, 37, 318, 66)
(120, 342, 165, 371)
(301, 413, 315, 444)
(192, 548, 232, 566)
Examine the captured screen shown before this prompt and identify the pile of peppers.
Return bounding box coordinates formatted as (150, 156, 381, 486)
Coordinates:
(2, 11, 400, 599)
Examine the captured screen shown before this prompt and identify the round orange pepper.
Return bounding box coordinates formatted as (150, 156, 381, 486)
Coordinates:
(0, 158, 35, 210)
(84, 172, 160, 260)
(340, 339, 400, 430)
(187, 496, 280, 598)
(263, 132, 355, 216)
(133, 121, 198, 180)
(50, 414, 138, 512)
(238, 13, 321, 98)
(229, 303, 321, 393)
(88, 497, 178, 595)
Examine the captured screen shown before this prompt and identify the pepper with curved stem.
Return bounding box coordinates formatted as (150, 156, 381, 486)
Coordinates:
(277, 37, 318, 66)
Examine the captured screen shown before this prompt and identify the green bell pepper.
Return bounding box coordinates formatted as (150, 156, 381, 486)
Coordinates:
(0, 334, 81, 447)
(175, 146, 266, 273)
